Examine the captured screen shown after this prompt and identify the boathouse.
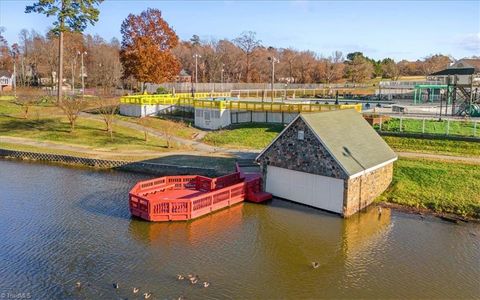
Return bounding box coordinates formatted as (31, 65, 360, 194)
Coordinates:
(256, 109, 397, 217)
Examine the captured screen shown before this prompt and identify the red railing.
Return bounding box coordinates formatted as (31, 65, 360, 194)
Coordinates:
(129, 172, 265, 222)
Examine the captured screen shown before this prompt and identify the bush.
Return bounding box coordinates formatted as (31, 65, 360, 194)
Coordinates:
(156, 87, 169, 94)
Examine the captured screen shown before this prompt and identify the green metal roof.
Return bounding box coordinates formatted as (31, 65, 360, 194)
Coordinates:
(300, 110, 397, 177)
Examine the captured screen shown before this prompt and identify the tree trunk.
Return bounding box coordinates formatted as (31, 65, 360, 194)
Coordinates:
(57, 31, 64, 104)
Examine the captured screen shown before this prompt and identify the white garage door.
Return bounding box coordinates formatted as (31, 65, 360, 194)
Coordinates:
(266, 166, 344, 214)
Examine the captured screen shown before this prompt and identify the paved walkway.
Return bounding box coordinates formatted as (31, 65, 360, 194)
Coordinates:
(80, 113, 258, 159)
(2, 113, 478, 164)
(0, 136, 180, 159)
(396, 152, 480, 164)
(2, 134, 479, 165)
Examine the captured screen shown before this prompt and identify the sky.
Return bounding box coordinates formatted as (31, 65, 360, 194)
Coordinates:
(0, 0, 479, 61)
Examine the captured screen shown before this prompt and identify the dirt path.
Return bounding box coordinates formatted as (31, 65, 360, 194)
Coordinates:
(396, 151, 480, 164)
(0, 134, 259, 162)
(80, 113, 258, 158)
(3, 112, 478, 164)
(0, 136, 228, 160)
(80, 113, 221, 152)
(3, 134, 478, 164)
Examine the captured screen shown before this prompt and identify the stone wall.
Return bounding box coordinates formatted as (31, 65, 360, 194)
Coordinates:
(0, 149, 218, 177)
(257, 117, 348, 179)
(343, 163, 394, 217)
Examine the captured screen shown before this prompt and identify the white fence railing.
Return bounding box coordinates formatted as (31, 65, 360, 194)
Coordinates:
(145, 82, 372, 93)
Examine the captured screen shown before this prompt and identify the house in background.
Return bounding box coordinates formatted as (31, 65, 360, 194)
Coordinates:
(175, 69, 192, 83)
(0, 70, 14, 92)
(428, 58, 480, 85)
(450, 58, 480, 71)
(256, 109, 397, 217)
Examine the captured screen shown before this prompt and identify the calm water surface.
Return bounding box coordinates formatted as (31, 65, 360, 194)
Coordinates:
(0, 160, 479, 299)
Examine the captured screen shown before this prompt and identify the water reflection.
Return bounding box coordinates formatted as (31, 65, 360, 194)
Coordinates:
(0, 160, 478, 299)
(342, 206, 392, 256)
(128, 203, 245, 245)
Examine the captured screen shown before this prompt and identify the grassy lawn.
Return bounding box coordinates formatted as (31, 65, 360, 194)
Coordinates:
(378, 158, 480, 218)
(143, 154, 236, 175)
(202, 123, 480, 158)
(383, 136, 480, 157)
(0, 95, 15, 101)
(117, 115, 200, 140)
(0, 142, 236, 172)
(202, 123, 284, 149)
(0, 99, 172, 151)
(0, 116, 170, 151)
(0, 142, 100, 158)
(378, 118, 478, 137)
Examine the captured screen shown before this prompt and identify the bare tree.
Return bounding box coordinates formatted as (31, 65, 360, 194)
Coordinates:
(160, 120, 179, 148)
(95, 97, 119, 139)
(421, 54, 452, 75)
(279, 48, 297, 82)
(58, 97, 87, 132)
(16, 96, 38, 119)
(316, 53, 345, 84)
(293, 51, 316, 83)
(85, 35, 122, 94)
(138, 117, 149, 142)
(234, 31, 261, 82)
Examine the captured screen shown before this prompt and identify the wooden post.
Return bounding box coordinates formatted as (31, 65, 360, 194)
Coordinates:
(422, 118, 425, 134)
(399, 116, 403, 132)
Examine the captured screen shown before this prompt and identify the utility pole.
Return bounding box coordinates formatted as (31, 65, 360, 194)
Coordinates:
(57, 20, 64, 103)
(79, 51, 87, 97)
(193, 54, 201, 93)
(221, 63, 225, 92)
(268, 56, 279, 102)
(13, 52, 16, 98)
(72, 52, 79, 95)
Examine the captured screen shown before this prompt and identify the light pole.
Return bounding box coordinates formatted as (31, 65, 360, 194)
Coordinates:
(193, 54, 201, 93)
(72, 52, 79, 94)
(221, 63, 225, 92)
(268, 56, 279, 102)
(78, 51, 87, 97)
(12, 52, 16, 98)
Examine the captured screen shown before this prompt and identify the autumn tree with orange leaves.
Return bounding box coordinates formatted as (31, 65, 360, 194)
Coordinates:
(120, 8, 180, 90)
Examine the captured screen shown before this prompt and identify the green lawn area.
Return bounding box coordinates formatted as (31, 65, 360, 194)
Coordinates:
(0, 95, 15, 101)
(378, 158, 480, 218)
(117, 115, 200, 140)
(143, 154, 236, 175)
(378, 118, 478, 137)
(0, 115, 170, 151)
(202, 123, 284, 149)
(0, 99, 172, 151)
(383, 136, 480, 157)
(202, 123, 480, 158)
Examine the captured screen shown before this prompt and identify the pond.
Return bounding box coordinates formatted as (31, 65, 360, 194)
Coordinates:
(0, 160, 478, 299)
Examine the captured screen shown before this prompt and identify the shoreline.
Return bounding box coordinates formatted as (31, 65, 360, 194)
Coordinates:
(0, 148, 220, 177)
(377, 202, 480, 223)
(1, 147, 478, 222)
